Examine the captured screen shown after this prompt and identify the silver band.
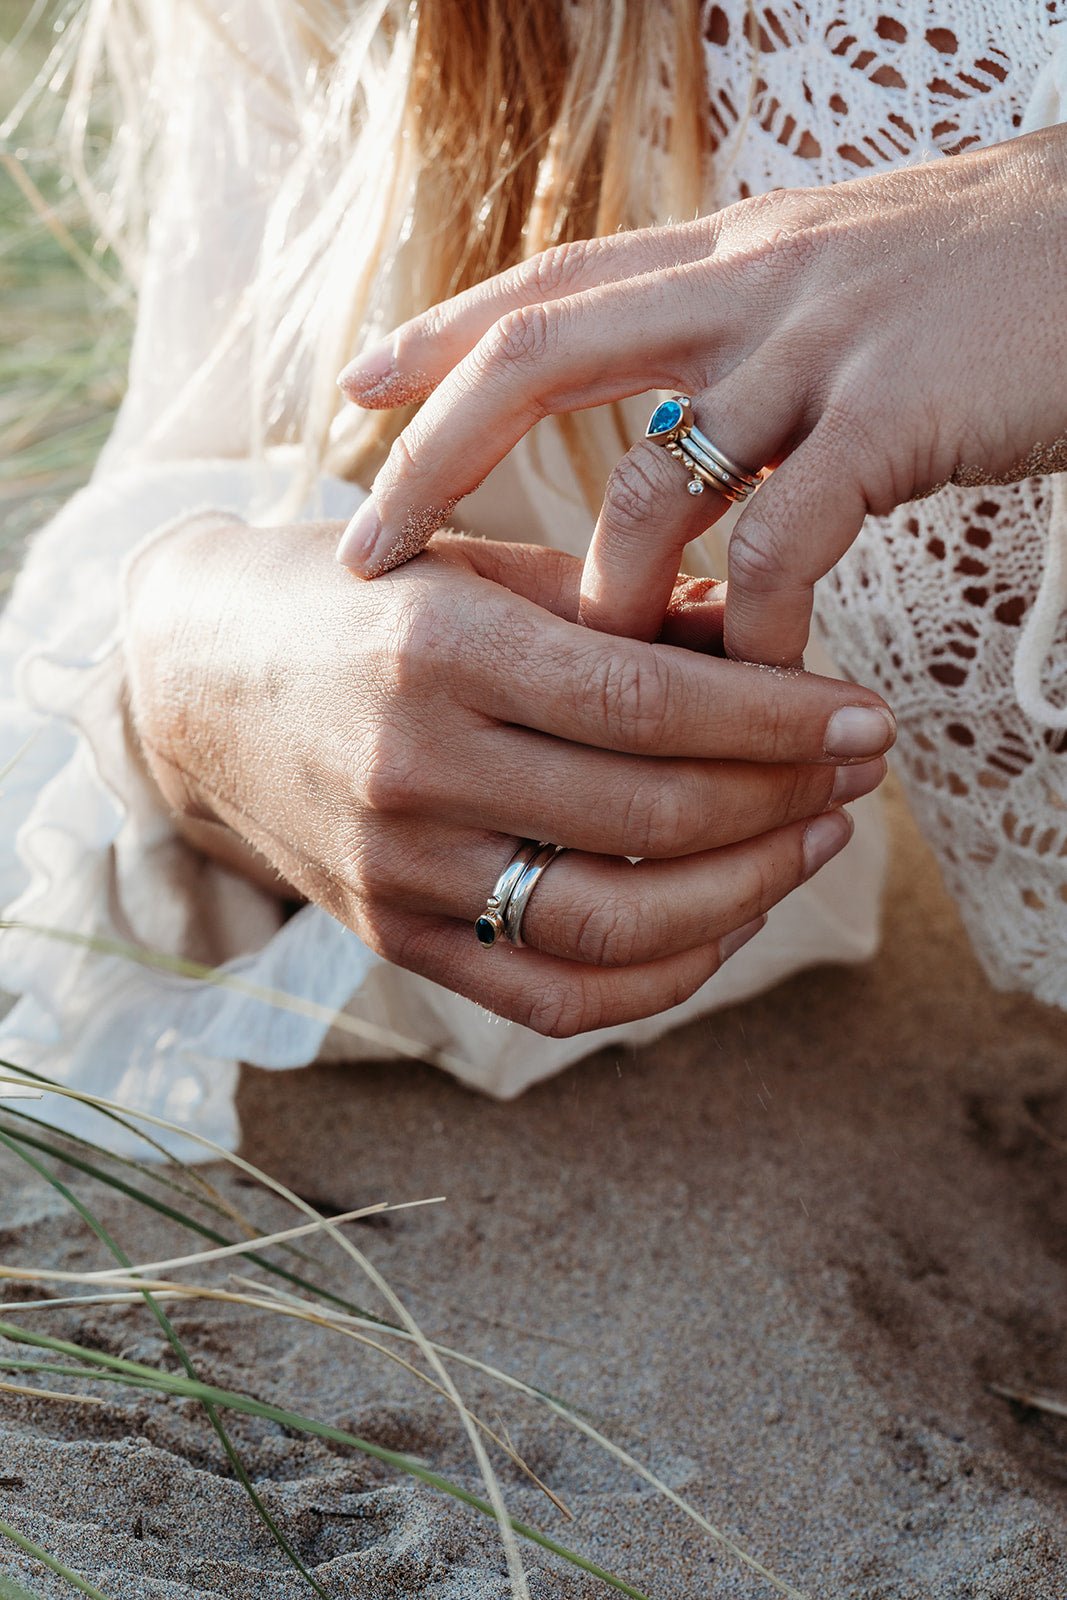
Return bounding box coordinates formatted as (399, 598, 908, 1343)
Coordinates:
(668, 438, 749, 502)
(683, 424, 759, 491)
(502, 843, 565, 948)
(678, 433, 753, 496)
(475, 840, 545, 947)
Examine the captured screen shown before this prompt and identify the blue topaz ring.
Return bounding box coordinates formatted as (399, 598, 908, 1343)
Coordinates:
(645, 396, 761, 503)
(476, 840, 554, 948)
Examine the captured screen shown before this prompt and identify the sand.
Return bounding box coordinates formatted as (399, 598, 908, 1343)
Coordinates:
(1, 781, 1066, 1600)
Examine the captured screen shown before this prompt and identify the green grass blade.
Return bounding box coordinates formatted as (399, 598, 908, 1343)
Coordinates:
(0, 1111, 383, 1324)
(0, 1101, 298, 1262)
(0, 1518, 114, 1600)
(0, 1131, 331, 1599)
(1, 1063, 282, 1251)
(0, 1332, 654, 1600)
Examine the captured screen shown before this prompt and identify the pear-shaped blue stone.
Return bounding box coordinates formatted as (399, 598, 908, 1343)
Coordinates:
(475, 915, 498, 947)
(647, 399, 684, 438)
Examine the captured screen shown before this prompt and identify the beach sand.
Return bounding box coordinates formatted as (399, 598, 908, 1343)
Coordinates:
(1, 781, 1066, 1599)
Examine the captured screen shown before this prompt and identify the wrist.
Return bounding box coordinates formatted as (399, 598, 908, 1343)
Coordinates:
(121, 510, 247, 826)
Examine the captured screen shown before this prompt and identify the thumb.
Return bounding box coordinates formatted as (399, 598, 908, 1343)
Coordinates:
(723, 429, 868, 666)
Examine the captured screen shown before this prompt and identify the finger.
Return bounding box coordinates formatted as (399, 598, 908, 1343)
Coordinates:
(576, 438, 734, 642)
(335, 266, 741, 577)
(656, 576, 728, 652)
(359, 906, 761, 1039)
(413, 729, 885, 858)
(374, 545, 895, 762)
(337, 219, 719, 408)
(723, 419, 869, 667)
(434, 531, 727, 644)
(523, 808, 858, 962)
(579, 372, 804, 641)
(448, 588, 895, 763)
(383, 804, 862, 965)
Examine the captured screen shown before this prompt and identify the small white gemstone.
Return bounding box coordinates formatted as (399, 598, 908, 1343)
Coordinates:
(686, 479, 704, 496)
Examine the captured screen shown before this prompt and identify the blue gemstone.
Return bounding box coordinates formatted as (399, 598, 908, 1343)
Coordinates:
(475, 916, 498, 947)
(647, 399, 684, 438)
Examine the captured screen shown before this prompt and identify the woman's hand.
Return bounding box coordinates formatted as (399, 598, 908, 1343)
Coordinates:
(335, 126, 1067, 665)
(123, 520, 893, 1037)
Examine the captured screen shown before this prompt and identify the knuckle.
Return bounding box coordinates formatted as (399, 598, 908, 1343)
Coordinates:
(522, 979, 592, 1039)
(350, 830, 407, 902)
(358, 903, 416, 966)
(360, 744, 420, 814)
(744, 851, 782, 920)
(486, 302, 555, 370)
(729, 186, 824, 273)
(728, 523, 781, 595)
(582, 650, 672, 751)
(523, 239, 592, 299)
(622, 774, 689, 859)
(603, 449, 666, 531)
(394, 303, 447, 366)
(570, 892, 643, 968)
(383, 427, 421, 489)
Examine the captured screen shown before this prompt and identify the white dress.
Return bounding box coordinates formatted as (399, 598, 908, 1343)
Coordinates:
(1, 1, 1065, 1159)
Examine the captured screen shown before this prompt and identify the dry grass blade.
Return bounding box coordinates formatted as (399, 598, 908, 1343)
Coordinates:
(0, 1071, 529, 1600)
(0, 1060, 809, 1597)
(0, 1123, 333, 1600)
(0, 1375, 106, 1407)
(0, 1329, 655, 1600)
(0, 1517, 114, 1600)
(0, 1272, 573, 1521)
(991, 1382, 1067, 1419)
(74, 1197, 444, 1281)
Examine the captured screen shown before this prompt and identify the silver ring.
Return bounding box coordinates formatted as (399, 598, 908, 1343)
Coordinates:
(502, 843, 565, 948)
(475, 840, 544, 947)
(646, 395, 761, 502)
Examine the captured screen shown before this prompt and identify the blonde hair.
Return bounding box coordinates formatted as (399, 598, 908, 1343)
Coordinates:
(30, 0, 721, 505)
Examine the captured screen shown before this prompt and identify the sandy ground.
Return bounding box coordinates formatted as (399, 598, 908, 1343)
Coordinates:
(1, 782, 1066, 1599)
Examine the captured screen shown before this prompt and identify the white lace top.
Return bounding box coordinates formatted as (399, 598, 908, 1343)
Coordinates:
(1, 1, 1064, 1158)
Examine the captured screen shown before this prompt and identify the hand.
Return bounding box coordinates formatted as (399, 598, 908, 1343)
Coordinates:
(123, 521, 894, 1037)
(335, 125, 1067, 665)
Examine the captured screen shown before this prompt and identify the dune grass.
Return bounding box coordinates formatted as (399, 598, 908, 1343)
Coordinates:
(0, 1065, 811, 1600)
(0, 0, 130, 583)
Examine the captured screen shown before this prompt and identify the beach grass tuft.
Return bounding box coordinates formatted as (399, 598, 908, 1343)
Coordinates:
(0, 0, 130, 581)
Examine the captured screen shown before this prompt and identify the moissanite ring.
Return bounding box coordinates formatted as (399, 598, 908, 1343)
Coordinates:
(475, 840, 563, 948)
(645, 395, 761, 503)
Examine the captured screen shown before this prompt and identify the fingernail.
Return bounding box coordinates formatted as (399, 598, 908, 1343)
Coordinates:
(831, 754, 887, 806)
(824, 705, 896, 759)
(720, 915, 767, 961)
(337, 339, 394, 397)
(803, 809, 854, 879)
(335, 499, 385, 572)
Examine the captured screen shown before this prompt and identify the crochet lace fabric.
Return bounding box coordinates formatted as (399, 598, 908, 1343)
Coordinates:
(698, 1, 1067, 1007)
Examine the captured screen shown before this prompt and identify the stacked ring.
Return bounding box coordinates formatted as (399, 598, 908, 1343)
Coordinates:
(475, 840, 545, 947)
(502, 843, 563, 948)
(475, 840, 566, 949)
(645, 395, 761, 502)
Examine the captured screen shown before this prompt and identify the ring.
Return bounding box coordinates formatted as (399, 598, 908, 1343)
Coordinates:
(475, 839, 545, 947)
(645, 395, 761, 502)
(502, 842, 565, 948)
